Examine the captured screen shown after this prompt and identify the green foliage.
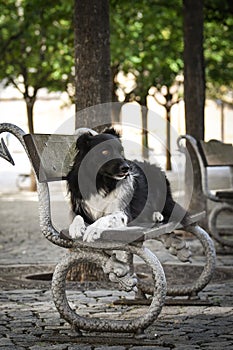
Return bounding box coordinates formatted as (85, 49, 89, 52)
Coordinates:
(0, 0, 74, 97)
(0, 0, 232, 108)
(110, 0, 233, 103)
(110, 0, 183, 100)
(204, 0, 233, 100)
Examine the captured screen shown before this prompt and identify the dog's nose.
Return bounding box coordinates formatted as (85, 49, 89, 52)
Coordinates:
(119, 163, 130, 174)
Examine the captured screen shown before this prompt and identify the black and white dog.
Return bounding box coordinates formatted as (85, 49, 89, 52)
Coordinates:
(67, 128, 189, 242)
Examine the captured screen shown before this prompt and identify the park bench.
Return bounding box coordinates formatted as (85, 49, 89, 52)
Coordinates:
(0, 123, 216, 336)
(178, 135, 233, 248)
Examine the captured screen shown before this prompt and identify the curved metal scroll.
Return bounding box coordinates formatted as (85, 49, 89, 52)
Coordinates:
(139, 223, 216, 297)
(209, 203, 233, 247)
(0, 123, 74, 249)
(52, 245, 167, 333)
(177, 134, 221, 202)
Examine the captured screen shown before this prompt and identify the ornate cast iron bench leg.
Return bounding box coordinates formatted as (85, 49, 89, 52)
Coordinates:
(52, 245, 166, 334)
(138, 223, 216, 298)
(209, 203, 233, 248)
(167, 224, 216, 297)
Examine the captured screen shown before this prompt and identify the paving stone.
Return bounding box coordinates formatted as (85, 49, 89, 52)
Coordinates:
(68, 346, 92, 350)
(130, 347, 170, 350)
(174, 345, 201, 350)
(95, 347, 126, 350)
(84, 289, 113, 298)
(201, 341, 233, 349)
(219, 334, 233, 340)
(3, 347, 25, 350)
(0, 325, 8, 332)
(70, 297, 96, 305)
(96, 296, 119, 304)
(0, 337, 14, 346)
(29, 345, 70, 350)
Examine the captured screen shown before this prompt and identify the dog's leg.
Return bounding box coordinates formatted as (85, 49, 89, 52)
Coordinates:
(69, 215, 86, 239)
(83, 212, 128, 243)
(152, 211, 164, 223)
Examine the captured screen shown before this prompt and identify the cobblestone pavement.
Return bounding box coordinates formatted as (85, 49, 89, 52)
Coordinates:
(0, 190, 233, 350)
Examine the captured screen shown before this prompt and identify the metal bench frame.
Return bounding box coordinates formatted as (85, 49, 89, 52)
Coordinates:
(0, 123, 216, 335)
(178, 134, 233, 248)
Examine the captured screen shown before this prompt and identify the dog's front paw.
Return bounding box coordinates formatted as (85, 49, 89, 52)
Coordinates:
(83, 212, 128, 243)
(107, 212, 128, 227)
(83, 225, 103, 243)
(152, 211, 164, 223)
(69, 215, 86, 239)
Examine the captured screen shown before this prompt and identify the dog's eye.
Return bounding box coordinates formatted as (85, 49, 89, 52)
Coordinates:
(102, 149, 110, 156)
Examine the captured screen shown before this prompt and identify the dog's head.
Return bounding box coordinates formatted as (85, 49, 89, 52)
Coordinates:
(76, 128, 130, 180)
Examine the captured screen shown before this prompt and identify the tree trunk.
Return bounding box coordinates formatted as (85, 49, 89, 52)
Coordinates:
(26, 98, 37, 191)
(183, 0, 205, 139)
(140, 94, 149, 159)
(26, 99, 35, 134)
(141, 108, 149, 159)
(183, 0, 207, 220)
(71, 0, 112, 281)
(74, 0, 111, 131)
(111, 64, 122, 125)
(165, 107, 172, 171)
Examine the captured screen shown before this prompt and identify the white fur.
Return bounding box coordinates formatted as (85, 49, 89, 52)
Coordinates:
(68, 175, 165, 241)
(74, 128, 98, 137)
(152, 211, 164, 223)
(68, 176, 134, 241)
(82, 175, 134, 222)
(69, 212, 128, 242)
(83, 211, 128, 242)
(69, 215, 86, 239)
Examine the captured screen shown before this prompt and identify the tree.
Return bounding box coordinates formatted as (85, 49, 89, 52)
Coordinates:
(69, 0, 111, 281)
(182, 0, 233, 215)
(204, 0, 233, 102)
(0, 0, 74, 133)
(183, 0, 206, 215)
(183, 0, 205, 140)
(74, 0, 111, 131)
(110, 0, 184, 165)
(152, 82, 183, 170)
(110, 0, 233, 167)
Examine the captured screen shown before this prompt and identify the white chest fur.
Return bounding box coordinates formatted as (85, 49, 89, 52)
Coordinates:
(82, 175, 134, 221)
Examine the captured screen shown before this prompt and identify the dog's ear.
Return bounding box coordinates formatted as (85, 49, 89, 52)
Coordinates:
(103, 128, 120, 138)
(76, 132, 92, 150)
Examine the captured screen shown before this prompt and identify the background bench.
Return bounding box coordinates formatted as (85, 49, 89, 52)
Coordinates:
(178, 135, 233, 248)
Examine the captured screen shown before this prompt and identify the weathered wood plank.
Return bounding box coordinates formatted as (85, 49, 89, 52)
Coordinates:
(23, 134, 77, 182)
(198, 140, 233, 167)
(215, 189, 233, 200)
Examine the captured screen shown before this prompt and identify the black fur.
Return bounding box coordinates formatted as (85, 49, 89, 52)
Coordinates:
(67, 128, 189, 226)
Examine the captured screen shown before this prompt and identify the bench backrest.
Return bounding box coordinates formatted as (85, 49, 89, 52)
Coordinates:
(24, 134, 233, 181)
(197, 140, 233, 167)
(23, 134, 77, 182)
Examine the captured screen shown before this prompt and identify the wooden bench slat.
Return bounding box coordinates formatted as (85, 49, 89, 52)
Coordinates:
(60, 212, 206, 243)
(23, 134, 77, 182)
(215, 189, 233, 200)
(198, 140, 233, 167)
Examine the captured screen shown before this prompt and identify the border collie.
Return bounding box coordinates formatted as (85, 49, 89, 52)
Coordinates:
(67, 128, 189, 242)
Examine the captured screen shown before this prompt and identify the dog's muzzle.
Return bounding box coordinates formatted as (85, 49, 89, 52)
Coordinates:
(113, 162, 130, 180)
